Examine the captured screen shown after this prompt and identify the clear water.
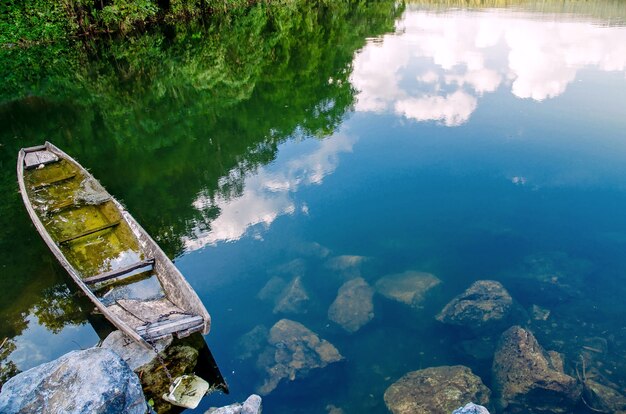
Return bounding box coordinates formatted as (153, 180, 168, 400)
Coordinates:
(2, 2, 626, 413)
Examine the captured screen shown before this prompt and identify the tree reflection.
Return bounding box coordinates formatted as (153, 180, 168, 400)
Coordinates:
(0, 0, 402, 381)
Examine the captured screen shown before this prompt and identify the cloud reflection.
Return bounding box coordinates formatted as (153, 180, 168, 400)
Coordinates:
(351, 7, 626, 124)
(184, 134, 355, 250)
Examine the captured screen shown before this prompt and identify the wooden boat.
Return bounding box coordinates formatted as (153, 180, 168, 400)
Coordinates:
(17, 142, 210, 349)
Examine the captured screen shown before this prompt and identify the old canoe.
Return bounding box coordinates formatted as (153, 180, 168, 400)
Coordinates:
(17, 142, 210, 349)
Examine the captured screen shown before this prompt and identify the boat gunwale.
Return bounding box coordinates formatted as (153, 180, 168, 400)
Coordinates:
(17, 142, 211, 349)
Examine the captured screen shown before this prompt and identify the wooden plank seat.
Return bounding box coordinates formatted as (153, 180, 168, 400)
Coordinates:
(83, 258, 155, 285)
(32, 172, 77, 190)
(135, 314, 204, 341)
(24, 150, 59, 169)
(107, 298, 204, 341)
(58, 220, 121, 244)
(46, 196, 112, 215)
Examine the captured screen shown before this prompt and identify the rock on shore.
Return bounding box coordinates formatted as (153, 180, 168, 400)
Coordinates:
(492, 326, 582, 413)
(452, 403, 491, 414)
(0, 348, 147, 414)
(205, 394, 262, 414)
(384, 365, 491, 414)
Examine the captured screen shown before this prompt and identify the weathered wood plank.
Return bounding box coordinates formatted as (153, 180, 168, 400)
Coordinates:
(84, 258, 155, 285)
(136, 315, 204, 339)
(48, 199, 76, 214)
(22, 144, 48, 153)
(58, 220, 120, 244)
(32, 173, 77, 190)
(24, 150, 59, 169)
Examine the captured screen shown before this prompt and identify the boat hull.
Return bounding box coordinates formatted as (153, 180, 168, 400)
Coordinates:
(17, 142, 210, 349)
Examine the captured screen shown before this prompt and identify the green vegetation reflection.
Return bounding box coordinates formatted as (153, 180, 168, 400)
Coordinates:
(0, 0, 401, 384)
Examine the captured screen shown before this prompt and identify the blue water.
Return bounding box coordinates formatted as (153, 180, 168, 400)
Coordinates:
(3, 3, 626, 413)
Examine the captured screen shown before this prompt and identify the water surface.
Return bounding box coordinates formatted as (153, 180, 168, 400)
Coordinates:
(2, 1, 626, 413)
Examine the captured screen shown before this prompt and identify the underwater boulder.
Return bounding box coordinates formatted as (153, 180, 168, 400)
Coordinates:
(0, 348, 147, 414)
(273, 276, 310, 314)
(255, 319, 343, 395)
(325, 255, 367, 279)
(257, 276, 287, 302)
(583, 378, 626, 413)
(328, 277, 374, 333)
(383, 365, 491, 414)
(492, 326, 582, 413)
(436, 280, 524, 331)
(375, 271, 441, 308)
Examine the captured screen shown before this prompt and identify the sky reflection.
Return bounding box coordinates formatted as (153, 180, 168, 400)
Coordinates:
(185, 134, 355, 249)
(351, 7, 626, 124)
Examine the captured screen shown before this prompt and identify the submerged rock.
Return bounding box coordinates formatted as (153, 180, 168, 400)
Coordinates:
(101, 330, 172, 371)
(492, 326, 582, 413)
(383, 365, 491, 414)
(325, 255, 367, 279)
(273, 276, 310, 314)
(583, 379, 626, 413)
(437, 280, 524, 331)
(328, 277, 374, 333)
(0, 348, 147, 414)
(452, 403, 491, 414)
(375, 271, 441, 308)
(326, 404, 345, 414)
(205, 394, 262, 414)
(257, 276, 287, 302)
(235, 325, 269, 361)
(531, 304, 550, 321)
(256, 319, 343, 395)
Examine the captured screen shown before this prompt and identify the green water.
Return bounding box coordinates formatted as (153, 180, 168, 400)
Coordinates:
(2, 1, 626, 413)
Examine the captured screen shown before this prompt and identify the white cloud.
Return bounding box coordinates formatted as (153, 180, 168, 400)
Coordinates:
(394, 90, 477, 126)
(184, 134, 355, 250)
(350, 7, 626, 122)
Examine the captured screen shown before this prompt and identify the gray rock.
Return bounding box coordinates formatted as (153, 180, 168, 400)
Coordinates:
(0, 348, 146, 414)
(205, 394, 262, 414)
(206, 402, 241, 414)
(436, 280, 518, 330)
(101, 330, 172, 371)
(384, 365, 491, 414)
(328, 277, 374, 333)
(452, 403, 491, 414)
(273, 276, 310, 314)
(241, 394, 262, 414)
(256, 319, 343, 395)
(375, 271, 441, 308)
(492, 326, 582, 413)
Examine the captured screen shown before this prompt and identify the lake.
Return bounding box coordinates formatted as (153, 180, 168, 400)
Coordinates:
(1, 1, 626, 413)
